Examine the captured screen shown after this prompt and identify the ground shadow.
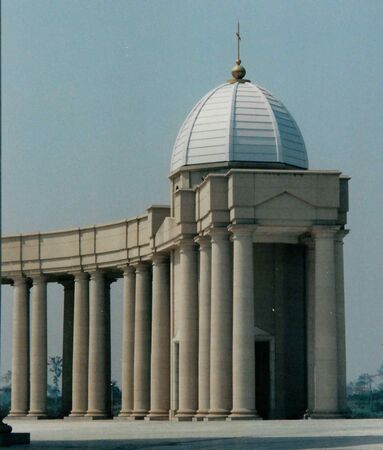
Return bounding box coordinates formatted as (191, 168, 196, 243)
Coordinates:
(9, 434, 383, 450)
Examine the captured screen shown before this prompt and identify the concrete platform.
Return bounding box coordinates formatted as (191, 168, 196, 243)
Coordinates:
(5, 418, 383, 449)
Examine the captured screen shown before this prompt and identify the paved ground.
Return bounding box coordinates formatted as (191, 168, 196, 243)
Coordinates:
(4, 418, 383, 450)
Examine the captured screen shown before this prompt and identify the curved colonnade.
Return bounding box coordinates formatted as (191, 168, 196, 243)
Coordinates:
(2, 169, 349, 420)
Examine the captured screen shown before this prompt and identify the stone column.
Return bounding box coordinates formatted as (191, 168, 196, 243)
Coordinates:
(304, 239, 315, 413)
(130, 263, 152, 419)
(175, 239, 198, 421)
(61, 279, 74, 417)
(229, 227, 258, 420)
(104, 278, 113, 417)
(335, 231, 348, 414)
(70, 272, 89, 417)
(207, 229, 232, 420)
(194, 237, 211, 420)
(86, 270, 108, 418)
(9, 275, 30, 417)
(28, 274, 48, 418)
(118, 266, 135, 418)
(146, 255, 170, 421)
(311, 227, 341, 417)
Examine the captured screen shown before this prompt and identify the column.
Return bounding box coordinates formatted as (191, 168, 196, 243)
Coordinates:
(304, 239, 315, 413)
(335, 231, 348, 414)
(61, 279, 74, 417)
(130, 263, 152, 419)
(229, 227, 258, 420)
(70, 272, 89, 417)
(207, 229, 232, 420)
(118, 266, 136, 418)
(175, 239, 198, 420)
(104, 277, 113, 417)
(9, 275, 30, 417)
(311, 227, 341, 417)
(146, 255, 170, 420)
(28, 274, 48, 418)
(194, 237, 211, 420)
(86, 270, 108, 418)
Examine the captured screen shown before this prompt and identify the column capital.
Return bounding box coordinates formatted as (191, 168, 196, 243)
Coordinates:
(177, 237, 197, 253)
(228, 224, 254, 240)
(335, 229, 349, 243)
(311, 226, 340, 239)
(88, 269, 105, 281)
(132, 261, 151, 273)
(31, 273, 47, 285)
(151, 253, 170, 265)
(119, 265, 135, 276)
(207, 227, 230, 243)
(11, 273, 28, 287)
(72, 271, 90, 282)
(194, 235, 211, 249)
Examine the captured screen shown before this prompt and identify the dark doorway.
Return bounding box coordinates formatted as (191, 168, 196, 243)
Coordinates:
(255, 341, 270, 419)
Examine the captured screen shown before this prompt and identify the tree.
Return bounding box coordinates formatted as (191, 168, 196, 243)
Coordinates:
(48, 356, 63, 416)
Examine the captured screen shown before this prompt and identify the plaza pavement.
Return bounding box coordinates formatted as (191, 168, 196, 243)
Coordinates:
(5, 418, 383, 450)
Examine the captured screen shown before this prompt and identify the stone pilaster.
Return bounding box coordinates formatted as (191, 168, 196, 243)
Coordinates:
(9, 275, 30, 417)
(194, 237, 211, 420)
(229, 227, 258, 420)
(206, 229, 232, 420)
(175, 239, 198, 421)
(146, 255, 170, 421)
(69, 272, 89, 417)
(311, 227, 342, 418)
(28, 274, 48, 418)
(60, 279, 74, 417)
(118, 266, 136, 418)
(130, 263, 152, 420)
(86, 270, 108, 418)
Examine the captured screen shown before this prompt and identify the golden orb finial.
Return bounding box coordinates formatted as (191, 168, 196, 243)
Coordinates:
(228, 22, 250, 83)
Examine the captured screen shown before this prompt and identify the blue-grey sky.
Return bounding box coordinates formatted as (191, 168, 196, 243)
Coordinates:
(1, 0, 383, 385)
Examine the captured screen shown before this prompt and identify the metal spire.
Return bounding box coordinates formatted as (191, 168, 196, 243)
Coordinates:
(229, 22, 248, 82)
(236, 21, 241, 63)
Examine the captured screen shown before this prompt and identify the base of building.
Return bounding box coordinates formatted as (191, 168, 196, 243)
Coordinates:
(192, 414, 207, 422)
(114, 414, 132, 420)
(0, 433, 30, 446)
(174, 415, 194, 422)
(83, 414, 112, 420)
(203, 415, 228, 421)
(310, 411, 347, 419)
(64, 415, 90, 420)
(128, 414, 146, 421)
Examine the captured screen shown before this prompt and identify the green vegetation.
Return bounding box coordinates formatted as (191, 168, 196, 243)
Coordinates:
(347, 364, 383, 418)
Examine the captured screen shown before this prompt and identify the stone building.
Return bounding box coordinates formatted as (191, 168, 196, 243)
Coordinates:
(2, 55, 349, 421)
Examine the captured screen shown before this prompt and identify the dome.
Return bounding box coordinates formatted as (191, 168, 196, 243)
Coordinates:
(170, 81, 308, 172)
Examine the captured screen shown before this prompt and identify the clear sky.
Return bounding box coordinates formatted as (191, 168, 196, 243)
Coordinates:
(1, 0, 383, 385)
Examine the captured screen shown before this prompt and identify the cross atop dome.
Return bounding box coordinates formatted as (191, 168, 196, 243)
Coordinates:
(229, 22, 250, 83)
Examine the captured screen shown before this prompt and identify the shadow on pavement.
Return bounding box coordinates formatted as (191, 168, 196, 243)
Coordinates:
(9, 434, 383, 450)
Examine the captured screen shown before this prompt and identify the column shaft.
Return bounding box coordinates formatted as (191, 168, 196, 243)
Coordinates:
(119, 266, 135, 417)
(86, 270, 108, 417)
(335, 233, 347, 413)
(61, 280, 74, 417)
(312, 228, 340, 417)
(195, 238, 211, 419)
(176, 240, 198, 420)
(28, 275, 48, 417)
(305, 241, 315, 412)
(9, 276, 30, 417)
(70, 272, 89, 416)
(131, 263, 152, 419)
(147, 256, 170, 420)
(207, 230, 232, 420)
(230, 228, 258, 419)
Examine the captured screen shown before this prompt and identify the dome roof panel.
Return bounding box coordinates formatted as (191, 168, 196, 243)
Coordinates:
(170, 81, 308, 172)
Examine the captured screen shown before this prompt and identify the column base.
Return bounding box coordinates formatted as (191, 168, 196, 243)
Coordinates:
(26, 412, 48, 420)
(115, 411, 133, 420)
(84, 411, 111, 420)
(192, 411, 208, 422)
(7, 412, 28, 418)
(145, 413, 169, 421)
(0, 433, 30, 446)
(128, 410, 148, 420)
(227, 409, 261, 421)
(174, 410, 195, 421)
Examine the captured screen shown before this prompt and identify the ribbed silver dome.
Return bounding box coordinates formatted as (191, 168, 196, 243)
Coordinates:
(170, 81, 308, 172)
